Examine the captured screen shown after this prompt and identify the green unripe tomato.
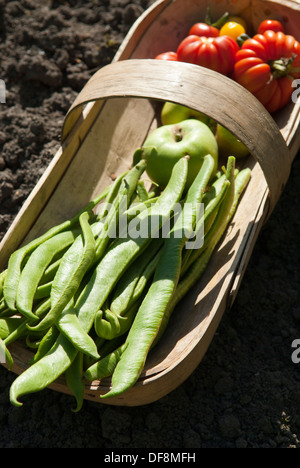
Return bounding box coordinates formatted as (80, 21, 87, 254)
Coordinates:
(136, 119, 218, 188)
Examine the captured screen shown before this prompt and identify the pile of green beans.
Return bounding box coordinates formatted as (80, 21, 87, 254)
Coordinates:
(0, 154, 251, 410)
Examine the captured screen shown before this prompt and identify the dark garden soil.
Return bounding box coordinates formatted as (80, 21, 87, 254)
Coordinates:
(0, 0, 299, 449)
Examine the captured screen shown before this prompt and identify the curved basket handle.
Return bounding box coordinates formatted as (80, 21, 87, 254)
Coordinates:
(62, 59, 291, 214)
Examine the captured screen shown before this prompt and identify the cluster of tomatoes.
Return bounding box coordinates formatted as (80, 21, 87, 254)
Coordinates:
(156, 16, 300, 114)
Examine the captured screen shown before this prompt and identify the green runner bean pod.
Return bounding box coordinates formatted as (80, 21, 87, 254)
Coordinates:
(10, 332, 78, 407)
(34, 281, 52, 301)
(94, 299, 142, 340)
(56, 299, 100, 360)
(0, 337, 13, 370)
(180, 176, 230, 276)
(3, 186, 110, 312)
(109, 238, 163, 316)
(181, 159, 245, 273)
(94, 308, 121, 340)
(9, 255, 110, 406)
(201, 173, 229, 235)
(97, 334, 126, 359)
(155, 166, 251, 345)
(74, 157, 189, 336)
(26, 335, 42, 350)
(4, 299, 51, 346)
(27, 211, 96, 332)
(30, 326, 60, 364)
(101, 154, 215, 399)
(93, 160, 148, 263)
(127, 245, 162, 309)
(0, 270, 7, 300)
(65, 351, 84, 413)
(0, 317, 26, 340)
(85, 342, 127, 382)
(16, 229, 81, 320)
(136, 180, 149, 202)
(95, 171, 128, 221)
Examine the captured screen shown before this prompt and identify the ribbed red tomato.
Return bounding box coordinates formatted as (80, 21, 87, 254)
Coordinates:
(177, 34, 239, 75)
(233, 30, 300, 112)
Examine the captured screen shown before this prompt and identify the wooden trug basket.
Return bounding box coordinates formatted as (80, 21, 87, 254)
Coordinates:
(1, 0, 299, 406)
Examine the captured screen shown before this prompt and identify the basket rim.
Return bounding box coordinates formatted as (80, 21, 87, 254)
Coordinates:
(62, 58, 291, 215)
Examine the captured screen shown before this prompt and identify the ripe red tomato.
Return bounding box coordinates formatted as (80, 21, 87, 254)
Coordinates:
(155, 51, 178, 61)
(177, 34, 239, 75)
(258, 19, 285, 34)
(233, 30, 300, 113)
(189, 23, 220, 38)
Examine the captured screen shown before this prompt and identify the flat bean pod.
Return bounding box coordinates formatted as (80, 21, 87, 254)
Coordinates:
(10, 332, 78, 407)
(136, 180, 150, 202)
(15, 229, 81, 320)
(30, 326, 60, 364)
(38, 258, 61, 286)
(101, 154, 215, 399)
(9, 263, 108, 406)
(85, 343, 127, 382)
(181, 161, 241, 274)
(95, 171, 128, 221)
(94, 298, 142, 340)
(56, 300, 100, 360)
(94, 308, 121, 340)
(0, 337, 13, 370)
(155, 164, 252, 344)
(34, 281, 52, 301)
(109, 238, 163, 316)
(180, 176, 230, 275)
(4, 299, 51, 346)
(0, 317, 26, 340)
(51, 163, 148, 343)
(27, 211, 96, 332)
(65, 351, 84, 413)
(0, 270, 7, 300)
(93, 160, 148, 263)
(82, 335, 122, 371)
(124, 196, 159, 219)
(73, 157, 189, 337)
(117, 196, 160, 240)
(3, 186, 110, 312)
(128, 250, 161, 307)
(96, 335, 126, 359)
